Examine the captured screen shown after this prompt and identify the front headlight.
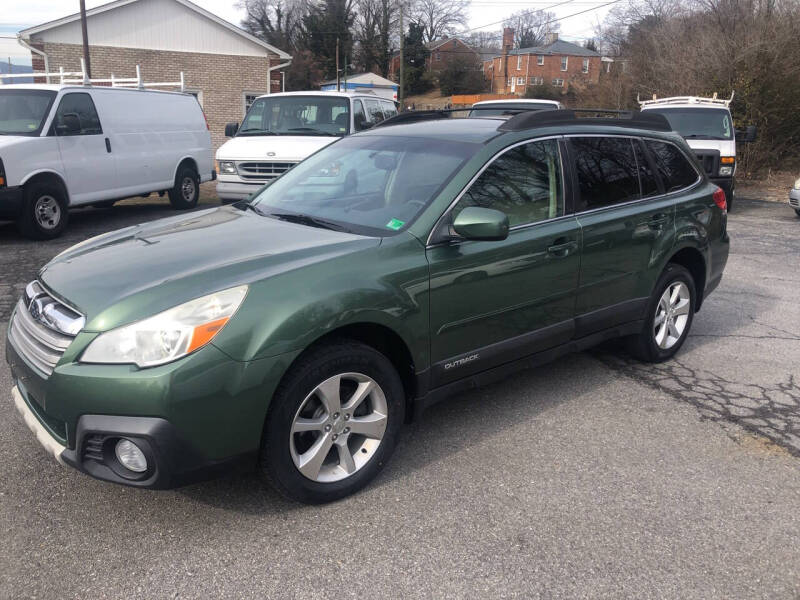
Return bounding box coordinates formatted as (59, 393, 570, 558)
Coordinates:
(80, 285, 248, 368)
(794, 177, 800, 190)
(217, 160, 237, 175)
(719, 166, 733, 176)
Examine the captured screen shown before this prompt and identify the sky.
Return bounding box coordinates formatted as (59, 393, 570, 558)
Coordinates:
(0, 0, 615, 64)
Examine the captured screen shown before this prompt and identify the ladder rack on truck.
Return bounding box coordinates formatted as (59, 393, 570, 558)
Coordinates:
(637, 91, 734, 108)
(0, 58, 186, 92)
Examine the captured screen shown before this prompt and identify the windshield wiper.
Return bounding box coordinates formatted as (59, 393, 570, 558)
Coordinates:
(287, 127, 338, 137)
(237, 129, 277, 136)
(265, 211, 348, 232)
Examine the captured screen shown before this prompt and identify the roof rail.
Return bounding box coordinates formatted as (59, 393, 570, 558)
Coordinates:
(0, 58, 186, 91)
(498, 108, 672, 132)
(373, 105, 538, 129)
(637, 91, 734, 108)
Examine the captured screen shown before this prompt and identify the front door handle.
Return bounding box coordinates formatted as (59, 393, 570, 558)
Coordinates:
(546, 239, 578, 258)
(105, 137, 111, 153)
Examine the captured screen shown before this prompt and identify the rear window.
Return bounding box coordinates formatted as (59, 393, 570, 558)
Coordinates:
(571, 137, 641, 210)
(644, 140, 699, 192)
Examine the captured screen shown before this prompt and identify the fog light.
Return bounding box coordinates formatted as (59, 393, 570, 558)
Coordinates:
(115, 439, 148, 473)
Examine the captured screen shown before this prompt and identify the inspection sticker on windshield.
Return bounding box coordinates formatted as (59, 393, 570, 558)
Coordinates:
(386, 218, 405, 231)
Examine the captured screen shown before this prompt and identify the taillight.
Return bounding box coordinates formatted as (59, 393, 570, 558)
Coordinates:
(712, 187, 727, 212)
(201, 110, 209, 130)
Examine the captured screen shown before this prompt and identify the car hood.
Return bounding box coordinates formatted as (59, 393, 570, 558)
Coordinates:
(215, 134, 339, 162)
(40, 206, 378, 331)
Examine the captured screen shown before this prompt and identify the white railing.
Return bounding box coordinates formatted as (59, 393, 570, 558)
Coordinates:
(638, 91, 734, 108)
(0, 58, 185, 92)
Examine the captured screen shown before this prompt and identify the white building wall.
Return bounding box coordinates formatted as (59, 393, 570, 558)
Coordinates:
(32, 0, 271, 57)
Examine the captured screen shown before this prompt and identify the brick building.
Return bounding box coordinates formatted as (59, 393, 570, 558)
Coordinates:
(388, 37, 494, 81)
(19, 0, 291, 150)
(484, 30, 601, 95)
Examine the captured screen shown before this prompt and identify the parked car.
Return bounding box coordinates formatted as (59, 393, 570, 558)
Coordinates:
(790, 177, 800, 216)
(468, 98, 564, 118)
(215, 91, 398, 202)
(7, 109, 729, 503)
(0, 84, 213, 239)
(639, 93, 756, 211)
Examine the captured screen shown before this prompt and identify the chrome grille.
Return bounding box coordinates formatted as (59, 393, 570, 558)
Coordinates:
(7, 281, 84, 377)
(237, 161, 296, 181)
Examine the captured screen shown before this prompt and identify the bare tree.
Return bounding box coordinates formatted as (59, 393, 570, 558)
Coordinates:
(503, 9, 560, 48)
(238, 0, 308, 50)
(354, 0, 397, 76)
(409, 0, 470, 43)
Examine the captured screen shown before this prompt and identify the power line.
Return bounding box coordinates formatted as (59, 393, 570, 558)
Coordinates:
(464, 0, 623, 34)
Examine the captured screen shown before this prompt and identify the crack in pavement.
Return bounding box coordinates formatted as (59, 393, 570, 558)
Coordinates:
(595, 353, 800, 457)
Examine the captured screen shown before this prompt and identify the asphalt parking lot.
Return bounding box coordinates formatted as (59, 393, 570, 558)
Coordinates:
(1, 191, 798, 599)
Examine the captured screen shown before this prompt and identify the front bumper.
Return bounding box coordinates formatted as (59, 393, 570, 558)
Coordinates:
(0, 185, 23, 220)
(216, 180, 263, 202)
(789, 188, 800, 209)
(7, 328, 300, 489)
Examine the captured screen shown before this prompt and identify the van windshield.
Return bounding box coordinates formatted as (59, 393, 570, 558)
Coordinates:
(0, 89, 56, 136)
(646, 107, 733, 140)
(238, 95, 350, 137)
(249, 134, 478, 236)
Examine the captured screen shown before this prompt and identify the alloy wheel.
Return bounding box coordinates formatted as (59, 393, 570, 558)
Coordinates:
(290, 372, 388, 483)
(653, 281, 691, 350)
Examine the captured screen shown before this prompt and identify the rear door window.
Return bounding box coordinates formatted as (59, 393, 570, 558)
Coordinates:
(571, 137, 640, 210)
(53, 92, 102, 136)
(381, 101, 398, 119)
(365, 99, 385, 124)
(634, 139, 660, 198)
(644, 139, 699, 192)
(353, 100, 368, 131)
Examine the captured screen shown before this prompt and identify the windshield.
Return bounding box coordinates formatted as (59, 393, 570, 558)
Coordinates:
(647, 107, 733, 140)
(0, 89, 56, 136)
(238, 95, 350, 137)
(250, 134, 479, 236)
(469, 102, 556, 117)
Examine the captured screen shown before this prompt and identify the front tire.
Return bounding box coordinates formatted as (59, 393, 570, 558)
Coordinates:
(627, 263, 696, 363)
(795, 208, 800, 217)
(168, 165, 199, 210)
(260, 340, 405, 504)
(17, 181, 69, 240)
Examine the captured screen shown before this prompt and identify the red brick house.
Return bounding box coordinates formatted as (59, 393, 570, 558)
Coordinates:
(388, 37, 492, 80)
(484, 29, 601, 95)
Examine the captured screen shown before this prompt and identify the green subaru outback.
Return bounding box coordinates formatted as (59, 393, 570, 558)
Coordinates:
(7, 110, 729, 503)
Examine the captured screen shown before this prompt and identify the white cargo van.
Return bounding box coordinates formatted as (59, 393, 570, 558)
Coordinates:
(639, 93, 756, 211)
(216, 91, 398, 202)
(0, 83, 213, 239)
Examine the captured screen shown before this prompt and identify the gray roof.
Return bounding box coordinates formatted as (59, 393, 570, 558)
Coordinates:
(507, 39, 600, 58)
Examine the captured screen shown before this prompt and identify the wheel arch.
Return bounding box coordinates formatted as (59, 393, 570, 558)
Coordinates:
(665, 246, 707, 311)
(20, 170, 70, 204)
(172, 156, 199, 182)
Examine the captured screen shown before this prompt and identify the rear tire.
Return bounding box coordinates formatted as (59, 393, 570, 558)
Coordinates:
(260, 340, 405, 504)
(627, 263, 696, 363)
(16, 181, 69, 240)
(168, 165, 199, 210)
(795, 209, 800, 217)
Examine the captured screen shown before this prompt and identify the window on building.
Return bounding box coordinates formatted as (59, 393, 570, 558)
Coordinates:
(528, 76, 543, 85)
(561, 56, 568, 71)
(456, 139, 563, 227)
(243, 92, 266, 117)
(537, 55, 544, 65)
(516, 77, 525, 85)
(571, 137, 641, 210)
(435, 51, 441, 61)
(552, 78, 564, 87)
(517, 55, 522, 69)
(582, 58, 589, 73)
(508, 77, 514, 86)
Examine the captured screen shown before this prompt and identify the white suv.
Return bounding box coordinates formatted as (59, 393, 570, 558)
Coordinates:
(0, 84, 213, 239)
(215, 91, 398, 202)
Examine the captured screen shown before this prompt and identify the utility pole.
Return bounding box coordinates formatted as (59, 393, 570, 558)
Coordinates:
(335, 37, 340, 91)
(398, 4, 404, 111)
(343, 54, 348, 91)
(79, 0, 92, 78)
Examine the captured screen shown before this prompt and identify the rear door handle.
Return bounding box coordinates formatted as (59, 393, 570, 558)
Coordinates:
(546, 239, 578, 258)
(105, 137, 111, 153)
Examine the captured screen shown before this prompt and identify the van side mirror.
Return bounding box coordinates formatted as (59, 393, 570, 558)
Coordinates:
(55, 113, 81, 135)
(736, 125, 757, 143)
(225, 122, 239, 137)
(452, 207, 509, 241)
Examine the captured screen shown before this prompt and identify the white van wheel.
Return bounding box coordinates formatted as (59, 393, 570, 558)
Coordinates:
(169, 165, 199, 210)
(17, 182, 69, 240)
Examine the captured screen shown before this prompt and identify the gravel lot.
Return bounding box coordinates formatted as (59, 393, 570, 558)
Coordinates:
(1, 189, 798, 599)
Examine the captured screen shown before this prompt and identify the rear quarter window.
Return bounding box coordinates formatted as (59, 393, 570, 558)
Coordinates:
(644, 139, 699, 192)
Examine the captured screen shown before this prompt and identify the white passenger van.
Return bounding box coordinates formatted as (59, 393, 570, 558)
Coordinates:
(215, 91, 398, 202)
(639, 93, 756, 211)
(468, 98, 564, 118)
(0, 74, 213, 239)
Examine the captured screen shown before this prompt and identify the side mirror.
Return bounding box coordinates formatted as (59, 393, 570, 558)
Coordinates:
(452, 207, 509, 241)
(735, 125, 757, 143)
(56, 113, 81, 135)
(225, 122, 239, 137)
